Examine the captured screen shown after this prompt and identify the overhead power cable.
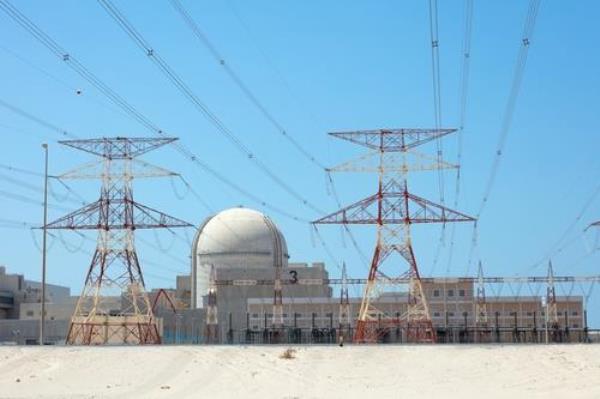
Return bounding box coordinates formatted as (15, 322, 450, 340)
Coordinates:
(427, 0, 448, 275)
(447, 0, 474, 275)
(0, 0, 310, 223)
(527, 181, 600, 272)
(169, 0, 325, 170)
(0, 217, 37, 229)
(0, 44, 133, 121)
(0, 98, 78, 139)
(476, 0, 541, 218)
(0, 188, 71, 212)
(427, 0, 445, 207)
(96, 0, 323, 215)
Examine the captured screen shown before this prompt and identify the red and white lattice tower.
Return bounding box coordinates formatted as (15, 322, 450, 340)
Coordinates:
(546, 260, 560, 339)
(205, 264, 219, 343)
(313, 129, 476, 343)
(474, 261, 489, 342)
(45, 137, 192, 345)
(338, 262, 351, 335)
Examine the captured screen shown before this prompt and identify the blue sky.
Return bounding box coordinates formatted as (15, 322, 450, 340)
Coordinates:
(1, 1, 600, 325)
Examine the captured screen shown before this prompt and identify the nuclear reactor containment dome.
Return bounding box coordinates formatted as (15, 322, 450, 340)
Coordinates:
(190, 207, 289, 308)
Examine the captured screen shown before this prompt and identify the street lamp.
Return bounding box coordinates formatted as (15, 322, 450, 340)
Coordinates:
(40, 143, 49, 345)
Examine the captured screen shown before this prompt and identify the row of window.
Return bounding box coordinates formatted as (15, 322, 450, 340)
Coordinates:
(250, 310, 580, 318)
(431, 310, 580, 318)
(251, 313, 338, 319)
(433, 289, 466, 297)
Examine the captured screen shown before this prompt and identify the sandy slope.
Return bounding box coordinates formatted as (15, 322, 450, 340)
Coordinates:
(0, 345, 599, 399)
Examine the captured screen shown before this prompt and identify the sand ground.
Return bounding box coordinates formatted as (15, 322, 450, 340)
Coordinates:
(0, 344, 599, 399)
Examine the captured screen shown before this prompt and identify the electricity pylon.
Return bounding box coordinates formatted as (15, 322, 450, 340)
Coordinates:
(338, 262, 351, 333)
(474, 261, 489, 342)
(45, 137, 192, 345)
(313, 129, 476, 343)
(205, 264, 219, 343)
(546, 260, 560, 341)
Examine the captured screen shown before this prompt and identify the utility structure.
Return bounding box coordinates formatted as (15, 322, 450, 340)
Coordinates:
(474, 261, 489, 342)
(546, 260, 560, 341)
(338, 262, 351, 336)
(45, 137, 192, 345)
(205, 264, 219, 343)
(313, 129, 476, 343)
(264, 216, 284, 339)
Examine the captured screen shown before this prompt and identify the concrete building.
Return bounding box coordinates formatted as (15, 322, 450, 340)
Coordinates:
(0, 265, 72, 344)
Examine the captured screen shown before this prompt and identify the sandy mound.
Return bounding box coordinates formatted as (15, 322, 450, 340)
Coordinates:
(0, 345, 599, 398)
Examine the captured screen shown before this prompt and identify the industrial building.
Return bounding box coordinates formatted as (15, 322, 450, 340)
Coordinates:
(0, 265, 72, 344)
(0, 207, 592, 345)
(172, 207, 590, 344)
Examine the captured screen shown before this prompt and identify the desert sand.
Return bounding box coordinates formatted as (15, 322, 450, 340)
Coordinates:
(0, 344, 599, 399)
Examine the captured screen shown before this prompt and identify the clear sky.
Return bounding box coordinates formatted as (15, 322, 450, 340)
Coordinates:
(1, 1, 600, 325)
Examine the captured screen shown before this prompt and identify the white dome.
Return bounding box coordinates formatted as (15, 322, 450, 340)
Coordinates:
(190, 207, 289, 308)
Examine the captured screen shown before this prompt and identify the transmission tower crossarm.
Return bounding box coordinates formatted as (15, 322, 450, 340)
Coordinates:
(59, 137, 177, 158)
(327, 150, 458, 173)
(329, 128, 456, 151)
(312, 189, 475, 225)
(58, 159, 179, 180)
(44, 198, 192, 230)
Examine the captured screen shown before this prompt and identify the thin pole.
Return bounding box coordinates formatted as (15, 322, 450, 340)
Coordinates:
(40, 143, 49, 345)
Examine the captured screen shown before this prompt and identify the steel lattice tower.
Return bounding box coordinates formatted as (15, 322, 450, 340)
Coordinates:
(313, 129, 476, 343)
(45, 137, 192, 345)
(338, 262, 351, 334)
(205, 264, 219, 343)
(474, 261, 489, 342)
(546, 260, 560, 341)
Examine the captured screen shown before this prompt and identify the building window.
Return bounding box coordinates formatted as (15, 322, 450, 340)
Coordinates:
(459, 289, 465, 297)
(283, 313, 288, 318)
(433, 289, 440, 297)
(448, 312, 455, 317)
(433, 312, 440, 317)
(573, 324, 579, 328)
(26, 311, 34, 317)
(572, 311, 578, 316)
(251, 313, 258, 318)
(447, 290, 454, 297)
(252, 326, 258, 330)
(558, 312, 562, 316)
(527, 312, 533, 316)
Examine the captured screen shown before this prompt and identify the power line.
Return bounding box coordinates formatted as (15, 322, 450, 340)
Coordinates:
(0, 188, 71, 212)
(447, 0, 474, 275)
(466, 0, 541, 273)
(428, 0, 445, 207)
(0, 98, 78, 139)
(527, 182, 600, 272)
(0, 44, 134, 122)
(427, 0, 448, 275)
(97, 0, 323, 215)
(0, 0, 310, 223)
(226, 0, 326, 136)
(168, 0, 374, 272)
(169, 0, 326, 170)
(476, 0, 541, 218)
